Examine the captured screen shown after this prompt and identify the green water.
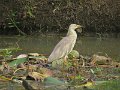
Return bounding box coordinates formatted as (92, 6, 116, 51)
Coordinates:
(0, 81, 24, 90)
(0, 35, 120, 60)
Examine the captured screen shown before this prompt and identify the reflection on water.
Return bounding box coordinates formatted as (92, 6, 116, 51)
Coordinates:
(0, 35, 120, 60)
(0, 81, 24, 90)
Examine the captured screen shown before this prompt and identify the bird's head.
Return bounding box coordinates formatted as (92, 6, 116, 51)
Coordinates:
(69, 24, 83, 33)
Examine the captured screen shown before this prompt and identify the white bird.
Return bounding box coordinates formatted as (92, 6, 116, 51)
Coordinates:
(48, 24, 82, 63)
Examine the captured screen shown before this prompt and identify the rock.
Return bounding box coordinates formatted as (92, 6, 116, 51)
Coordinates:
(90, 54, 112, 66)
(22, 79, 44, 90)
(28, 53, 39, 56)
(17, 54, 28, 59)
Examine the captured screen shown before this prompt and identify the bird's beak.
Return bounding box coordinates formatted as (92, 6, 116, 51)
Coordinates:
(76, 25, 83, 33)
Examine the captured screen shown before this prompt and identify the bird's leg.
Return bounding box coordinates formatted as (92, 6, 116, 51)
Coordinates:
(62, 56, 68, 73)
(64, 56, 68, 64)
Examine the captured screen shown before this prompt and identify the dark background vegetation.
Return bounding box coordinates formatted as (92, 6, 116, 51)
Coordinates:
(0, 0, 120, 35)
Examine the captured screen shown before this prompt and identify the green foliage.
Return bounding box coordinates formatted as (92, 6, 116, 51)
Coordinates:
(75, 75, 84, 80)
(0, 48, 21, 60)
(68, 50, 80, 59)
(51, 50, 79, 68)
(8, 11, 26, 35)
(25, 5, 35, 18)
(51, 58, 64, 68)
(0, 0, 119, 35)
(8, 56, 28, 67)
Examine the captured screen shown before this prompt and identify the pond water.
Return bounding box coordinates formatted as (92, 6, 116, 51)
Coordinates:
(0, 35, 120, 90)
(0, 35, 120, 61)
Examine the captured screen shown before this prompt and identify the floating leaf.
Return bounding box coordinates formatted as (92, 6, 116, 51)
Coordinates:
(8, 57, 28, 67)
(0, 75, 11, 81)
(81, 81, 93, 87)
(44, 77, 65, 85)
(28, 72, 46, 81)
(0, 55, 28, 68)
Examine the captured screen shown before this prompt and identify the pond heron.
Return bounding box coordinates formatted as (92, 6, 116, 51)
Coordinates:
(48, 24, 82, 63)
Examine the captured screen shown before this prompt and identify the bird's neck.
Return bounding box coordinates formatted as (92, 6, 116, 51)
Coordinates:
(67, 29, 77, 37)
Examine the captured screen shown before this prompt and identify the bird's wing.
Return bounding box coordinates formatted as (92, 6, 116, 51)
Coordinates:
(48, 36, 76, 62)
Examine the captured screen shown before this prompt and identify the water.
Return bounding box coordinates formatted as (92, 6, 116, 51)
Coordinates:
(0, 35, 120, 90)
(0, 35, 120, 60)
(0, 81, 24, 90)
